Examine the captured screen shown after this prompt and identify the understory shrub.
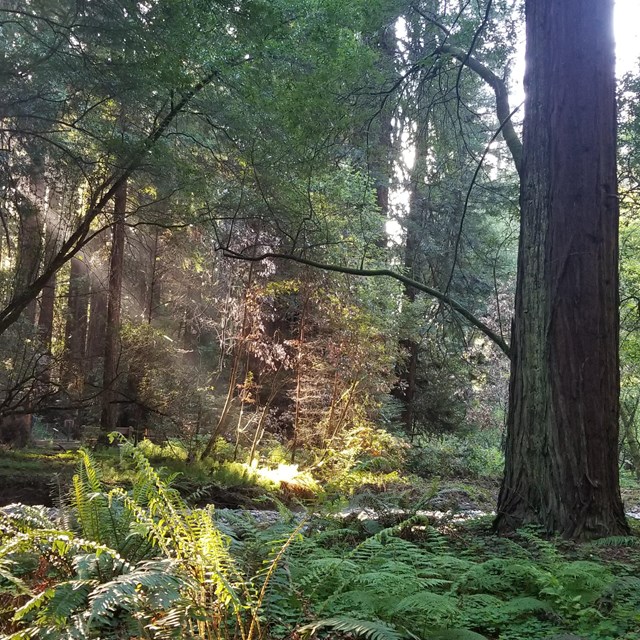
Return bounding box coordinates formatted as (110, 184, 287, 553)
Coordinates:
(407, 431, 504, 479)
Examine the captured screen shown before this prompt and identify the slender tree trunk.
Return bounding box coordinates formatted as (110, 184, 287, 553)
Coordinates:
(495, 0, 628, 538)
(15, 180, 43, 326)
(248, 371, 284, 466)
(86, 261, 108, 363)
(146, 228, 160, 324)
(37, 274, 56, 349)
(290, 294, 309, 463)
(100, 179, 127, 436)
(37, 186, 61, 355)
(395, 115, 431, 437)
(36, 271, 56, 386)
(621, 395, 640, 480)
(201, 260, 255, 460)
(64, 255, 90, 388)
(372, 22, 396, 246)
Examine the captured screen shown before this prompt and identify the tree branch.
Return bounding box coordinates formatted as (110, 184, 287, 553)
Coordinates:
(0, 69, 218, 336)
(433, 44, 523, 176)
(221, 248, 511, 358)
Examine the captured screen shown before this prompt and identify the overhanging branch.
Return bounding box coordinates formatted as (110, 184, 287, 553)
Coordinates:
(435, 44, 522, 176)
(222, 249, 511, 358)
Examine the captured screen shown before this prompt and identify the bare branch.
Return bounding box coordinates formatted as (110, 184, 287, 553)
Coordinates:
(0, 68, 219, 336)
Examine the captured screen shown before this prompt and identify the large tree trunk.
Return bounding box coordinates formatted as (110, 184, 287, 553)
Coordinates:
(495, 0, 628, 538)
(100, 179, 127, 435)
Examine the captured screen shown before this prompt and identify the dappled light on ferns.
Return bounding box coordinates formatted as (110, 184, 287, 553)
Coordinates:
(2, 445, 640, 639)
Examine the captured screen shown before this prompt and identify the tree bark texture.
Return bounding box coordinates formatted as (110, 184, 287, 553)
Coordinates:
(495, 0, 628, 538)
(37, 186, 63, 354)
(100, 180, 127, 434)
(15, 181, 44, 326)
(396, 125, 428, 437)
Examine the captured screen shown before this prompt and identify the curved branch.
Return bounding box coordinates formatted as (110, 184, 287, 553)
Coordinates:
(222, 249, 511, 358)
(435, 44, 522, 176)
(444, 102, 522, 295)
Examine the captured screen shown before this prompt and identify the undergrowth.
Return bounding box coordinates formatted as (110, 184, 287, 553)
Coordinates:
(1, 443, 640, 639)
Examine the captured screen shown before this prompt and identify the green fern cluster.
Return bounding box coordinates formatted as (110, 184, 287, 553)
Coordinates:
(0, 443, 295, 639)
(264, 519, 640, 640)
(3, 445, 640, 640)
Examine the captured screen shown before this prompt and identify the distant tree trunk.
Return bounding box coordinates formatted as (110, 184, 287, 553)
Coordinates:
(621, 395, 640, 480)
(201, 260, 255, 460)
(86, 261, 108, 365)
(15, 179, 44, 326)
(35, 272, 56, 386)
(37, 187, 63, 367)
(495, 0, 628, 538)
(395, 119, 430, 438)
(100, 179, 127, 436)
(372, 22, 396, 246)
(146, 227, 160, 324)
(37, 274, 56, 350)
(290, 294, 309, 463)
(64, 255, 90, 389)
(85, 233, 108, 394)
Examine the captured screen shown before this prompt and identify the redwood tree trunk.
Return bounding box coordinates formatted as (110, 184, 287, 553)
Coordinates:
(37, 186, 62, 353)
(397, 116, 432, 438)
(64, 255, 89, 388)
(495, 0, 628, 538)
(15, 188, 42, 326)
(36, 272, 56, 384)
(100, 180, 127, 435)
(37, 275, 56, 350)
(86, 255, 108, 365)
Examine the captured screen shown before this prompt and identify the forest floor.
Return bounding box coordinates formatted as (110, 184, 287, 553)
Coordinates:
(2, 445, 640, 522)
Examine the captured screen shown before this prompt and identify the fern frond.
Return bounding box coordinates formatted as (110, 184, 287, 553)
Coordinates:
(87, 559, 184, 624)
(77, 448, 103, 494)
(429, 629, 490, 640)
(14, 588, 55, 621)
(0, 558, 30, 594)
(295, 556, 359, 591)
(322, 589, 381, 615)
(299, 616, 405, 640)
(455, 558, 546, 597)
(553, 560, 611, 591)
(45, 579, 96, 621)
(498, 596, 551, 615)
(429, 554, 475, 574)
(591, 535, 640, 547)
(1, 504, 57, 531)
(390, 591, 458, 621)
